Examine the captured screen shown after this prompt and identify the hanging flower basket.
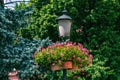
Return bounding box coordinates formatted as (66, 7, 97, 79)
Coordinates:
(34, 41, 93, 71)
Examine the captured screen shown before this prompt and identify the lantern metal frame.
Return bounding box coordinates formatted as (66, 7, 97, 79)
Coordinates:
(57, 9, 72, 38)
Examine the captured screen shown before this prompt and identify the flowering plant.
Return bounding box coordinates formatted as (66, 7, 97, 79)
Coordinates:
(34, 42, 93, 69)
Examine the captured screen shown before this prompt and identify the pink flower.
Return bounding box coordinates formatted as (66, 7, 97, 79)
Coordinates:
(78, 43, 83, 48)
(89, 54, 93, 60)
(76, 57, 81, 61)
(80, 64, 82, 67)
(67, 41, 73, 46)
(73, 42, 76, 45)
(89, 54, 93, 58)
(82, 48, 88, 53)
(48, 46, 52, 49)
(54, 43, 63, 47)
(88, 54, 93, 66)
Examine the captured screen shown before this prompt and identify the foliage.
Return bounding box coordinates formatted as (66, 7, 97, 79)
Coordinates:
(15, 2, 29, 10)
(84, 58, 114, 80)
(15, 0, 120, 79)
(35, 41, 92, 69)
(1, 0, 120, 80)
(82, 1, 120, 79)
(17, 0, 64, 41)
(24, 0, 120, 79)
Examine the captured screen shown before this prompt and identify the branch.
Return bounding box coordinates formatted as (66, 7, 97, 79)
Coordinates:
(4, 1, 30, 5)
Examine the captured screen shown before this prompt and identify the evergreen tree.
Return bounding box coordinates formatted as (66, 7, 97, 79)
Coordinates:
(0, 6, 52, 80)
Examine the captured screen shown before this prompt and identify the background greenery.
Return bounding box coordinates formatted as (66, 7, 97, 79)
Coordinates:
(0, 0, 120, 80)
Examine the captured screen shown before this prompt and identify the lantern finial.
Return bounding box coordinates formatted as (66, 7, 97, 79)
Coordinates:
(62, 8, 67, 14)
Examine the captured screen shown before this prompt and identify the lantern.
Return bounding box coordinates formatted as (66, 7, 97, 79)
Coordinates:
(57, 9, 72, 37)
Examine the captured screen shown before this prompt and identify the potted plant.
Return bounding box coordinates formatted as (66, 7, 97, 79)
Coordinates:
(34, 41, 93, 71)
(8, 68, 20, 80)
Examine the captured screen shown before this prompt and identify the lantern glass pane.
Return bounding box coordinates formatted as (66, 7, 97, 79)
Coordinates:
(58, 20, 72, 37)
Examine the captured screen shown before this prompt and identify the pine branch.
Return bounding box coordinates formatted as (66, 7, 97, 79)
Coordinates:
(4, 1, 30, 5)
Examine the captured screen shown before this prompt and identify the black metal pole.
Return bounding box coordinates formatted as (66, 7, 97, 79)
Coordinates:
(63, 69, 67, 80)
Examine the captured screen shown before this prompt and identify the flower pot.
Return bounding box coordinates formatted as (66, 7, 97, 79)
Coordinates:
(72, 65, 79, 70)
(51, 64, 61, 71)
(8, 71, 19, 80)
(63, 61, 72, 69)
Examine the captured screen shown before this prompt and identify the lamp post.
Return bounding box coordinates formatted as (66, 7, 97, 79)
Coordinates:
(57, 9, 72, 80)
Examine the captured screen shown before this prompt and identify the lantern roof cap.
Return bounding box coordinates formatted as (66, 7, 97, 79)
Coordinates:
(57, 9, 72, 20)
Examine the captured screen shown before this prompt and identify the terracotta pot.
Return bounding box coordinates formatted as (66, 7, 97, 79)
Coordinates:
(72, 65, 79, 70)
(8, 71, 19, 80)
(51, 65, 61, 71)
(63, 61, 72, 69)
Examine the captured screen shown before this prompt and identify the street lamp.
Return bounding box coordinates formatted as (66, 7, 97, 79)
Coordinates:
(57, 9, 72, 80)
(57, 9, 72, 38)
